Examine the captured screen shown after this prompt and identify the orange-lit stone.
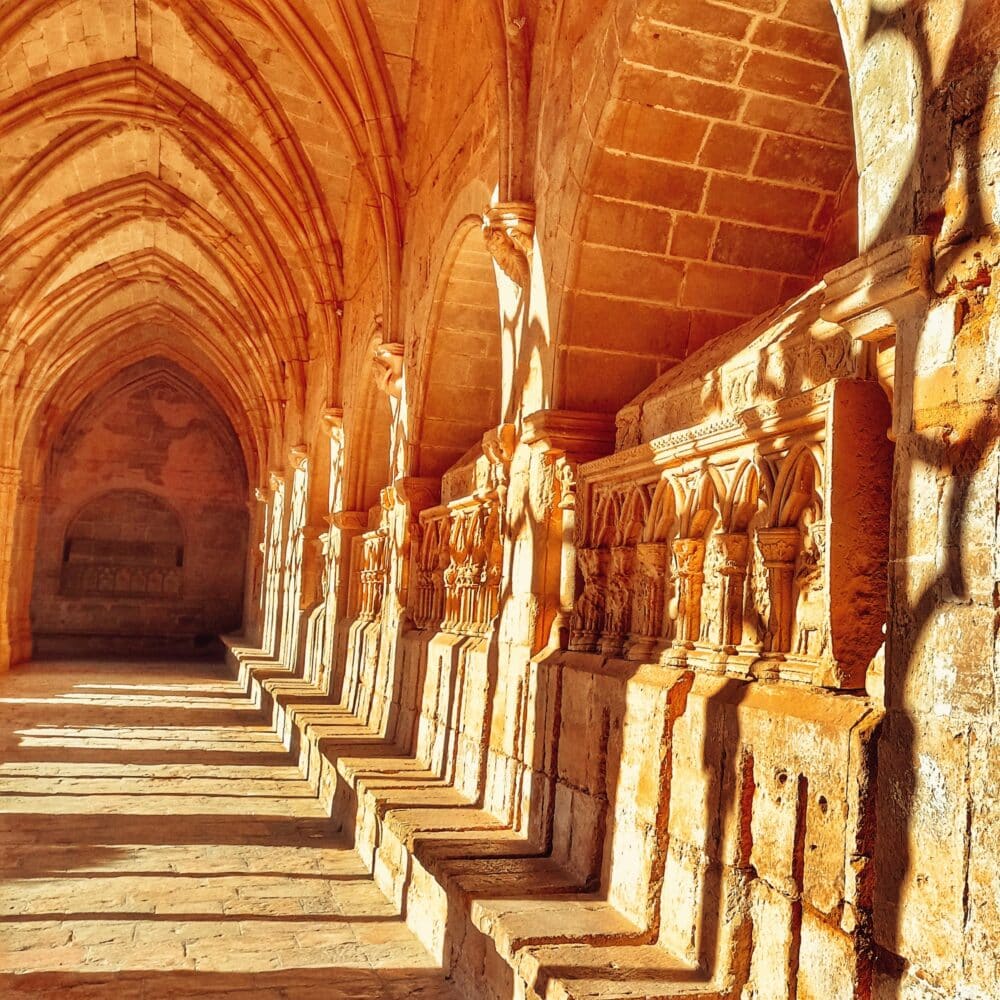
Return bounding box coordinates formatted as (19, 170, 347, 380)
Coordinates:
(0, 2, 998, 998)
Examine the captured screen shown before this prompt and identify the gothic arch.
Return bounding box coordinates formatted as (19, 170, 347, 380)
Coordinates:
(723, 459, 772, 533)
(27, 357, 249, 657)
(678, 468, 724, 540)
(411, 218, 504, 479)
(642, 476, 680, 544)
(770, 444, 824, 528)
(341, 323, 395, 516)
(544, 0, 861, 414)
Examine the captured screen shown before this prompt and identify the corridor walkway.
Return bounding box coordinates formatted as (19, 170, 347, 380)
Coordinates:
(0, 660, 459, 999)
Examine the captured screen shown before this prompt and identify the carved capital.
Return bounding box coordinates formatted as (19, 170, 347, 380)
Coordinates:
(822, 235, 932, 344)
(329, 510, 368, 532)
(290, 444, 308, 470)
(372, 341, 405, 399)
(672, 537, 706, 576)
(521, 409, 616, 465)
(394, 476, 441, 517)
(636, 541, 669, 576)
(718, 533, 750, 575)
(483, 202, 535, 287)
(757, 527, 801, 567)
(268, 470, 284, 492)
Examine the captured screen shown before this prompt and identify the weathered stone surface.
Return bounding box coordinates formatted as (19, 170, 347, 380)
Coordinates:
(1, 1, 999, 997)
(0, 660, 459, 998)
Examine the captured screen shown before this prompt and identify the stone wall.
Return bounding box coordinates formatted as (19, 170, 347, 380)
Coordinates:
(31, 360, 249, 657)
(1, 1, 999, 997)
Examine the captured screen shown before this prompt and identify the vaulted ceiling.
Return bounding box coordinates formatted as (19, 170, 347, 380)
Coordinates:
(0, 0, 417, 476)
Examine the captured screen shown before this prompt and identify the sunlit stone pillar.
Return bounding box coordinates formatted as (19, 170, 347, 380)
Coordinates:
(329, 509, 369, 615)
(394, 476, 441, 627)
(755, 527, 801, 655)
(672, 537, 707, 649)
(0, 466, 22, 671)
(8, 481, 43, 665)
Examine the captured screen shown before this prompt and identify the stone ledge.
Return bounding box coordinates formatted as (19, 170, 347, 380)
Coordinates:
(223, 635, 728, 1000)
(224, 632, 881, 1000)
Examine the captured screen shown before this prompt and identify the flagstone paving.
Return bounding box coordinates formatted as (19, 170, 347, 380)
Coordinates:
(0, 660, 460, 999)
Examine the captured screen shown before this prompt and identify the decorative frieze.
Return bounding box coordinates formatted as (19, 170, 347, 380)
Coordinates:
(354, 528, 389, 621)
(757, 526, 801, 655)
(821, 235, 932, 345)
(403, 431, 510, 639)
(410, 491, 503, 638)
(411, 511, 450, 631)
(566, 414, 880, 689)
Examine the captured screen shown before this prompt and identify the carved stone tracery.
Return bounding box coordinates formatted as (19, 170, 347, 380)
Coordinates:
(411, 492, 503, 638)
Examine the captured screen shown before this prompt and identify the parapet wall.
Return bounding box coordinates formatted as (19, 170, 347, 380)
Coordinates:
(225, 245, 934, 999)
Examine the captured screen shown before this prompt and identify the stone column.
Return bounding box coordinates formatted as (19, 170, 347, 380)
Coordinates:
(672, 537, 706, 648)
(298, 525, 326, 611)
(8, 482, 43, 665)
(756, 527, 801, 655)
(329, 509, 368, 614)
(0, 467, 22, 671)
(393, 476, 441, 625)
(718, 532, 750, 653)
(599, 544, 634, 657)
(626, 541, 669, 661)
(825, 229, 1000, 992)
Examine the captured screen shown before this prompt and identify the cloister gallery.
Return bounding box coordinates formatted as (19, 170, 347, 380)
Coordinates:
(0, 1, 997, 998)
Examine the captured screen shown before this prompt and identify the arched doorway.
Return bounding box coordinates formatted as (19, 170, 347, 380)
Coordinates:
(30, 359, 249, 659)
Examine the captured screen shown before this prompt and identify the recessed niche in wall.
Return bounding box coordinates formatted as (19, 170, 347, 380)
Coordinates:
(60, 490, 185, 600)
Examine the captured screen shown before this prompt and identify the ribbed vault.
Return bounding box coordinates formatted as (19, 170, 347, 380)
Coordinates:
(0, 0, 417, 474)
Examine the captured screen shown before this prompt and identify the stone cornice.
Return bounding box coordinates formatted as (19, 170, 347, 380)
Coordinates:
(521, 409, 616, 464)
(394, 476, 440, 516)
(328, 510, 367, 532)
(580, 383, 832, 485)
(821, 235, 932, 344)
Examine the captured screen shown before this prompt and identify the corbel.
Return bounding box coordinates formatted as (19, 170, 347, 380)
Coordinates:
(483, 202, 535, 287)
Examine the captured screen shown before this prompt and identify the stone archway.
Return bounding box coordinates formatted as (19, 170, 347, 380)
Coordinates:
(547, 0, 860, 413)
(29, 359, 249, 659)
(412, 220, 504, 479)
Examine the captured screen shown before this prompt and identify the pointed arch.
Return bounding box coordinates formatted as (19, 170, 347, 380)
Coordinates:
(770, 445, 824, 529)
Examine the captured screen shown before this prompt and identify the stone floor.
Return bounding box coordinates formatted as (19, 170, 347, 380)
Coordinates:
(0, 660, 461, 999)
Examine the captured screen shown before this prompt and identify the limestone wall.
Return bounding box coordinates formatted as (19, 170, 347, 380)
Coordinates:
(31, 360, 248, 657)
(2, 0, 1000, 997)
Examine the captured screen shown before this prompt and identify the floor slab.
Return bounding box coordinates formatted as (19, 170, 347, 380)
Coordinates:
(0, 660, 461, 999)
